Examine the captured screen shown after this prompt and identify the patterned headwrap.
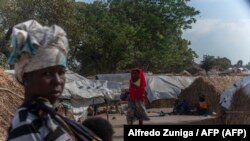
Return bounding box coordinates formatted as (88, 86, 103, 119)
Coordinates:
(8, 20, 69, 83)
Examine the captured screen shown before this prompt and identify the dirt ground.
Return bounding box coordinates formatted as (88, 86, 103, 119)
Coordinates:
(95, 108, 217, 141)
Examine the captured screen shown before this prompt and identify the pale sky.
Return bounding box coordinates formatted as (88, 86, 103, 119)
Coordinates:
(183, 0, 250, 65)
(80, 0, 250, 65)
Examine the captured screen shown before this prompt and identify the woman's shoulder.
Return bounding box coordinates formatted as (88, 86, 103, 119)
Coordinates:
(10, 107, 41, 128)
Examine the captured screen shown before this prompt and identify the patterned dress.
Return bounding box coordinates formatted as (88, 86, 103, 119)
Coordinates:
(7, 98, 101, 141)
(126, 68, 150, 124)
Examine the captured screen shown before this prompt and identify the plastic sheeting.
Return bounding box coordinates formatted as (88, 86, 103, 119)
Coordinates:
(146, 75, 198, 102)
(70, 97, 104, 121)
(96, 73, 131, 90)
(220, 76, 250, 110)
(62, 71, 122, 121)
(4, 70, 121, 121)
(96, 73, 152, 89)
(93, 80, 122, 101)
(97, 73, 198, 103)
(62, 71, 121, 101)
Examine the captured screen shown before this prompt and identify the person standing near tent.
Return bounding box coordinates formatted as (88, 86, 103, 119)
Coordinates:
(6, 20, 101, 141)
(126, 68, 150, 125)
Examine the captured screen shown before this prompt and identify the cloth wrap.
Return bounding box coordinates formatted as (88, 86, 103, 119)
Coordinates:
(8, 20, 69, 83)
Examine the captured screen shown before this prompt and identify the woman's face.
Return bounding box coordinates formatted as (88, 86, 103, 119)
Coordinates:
(23, 65, 66, 104)
(131, 70, 139, 79)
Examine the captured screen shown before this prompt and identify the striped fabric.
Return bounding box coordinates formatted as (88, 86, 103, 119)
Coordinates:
(7, 98, 102, 141)
(7, 103, 74, 141)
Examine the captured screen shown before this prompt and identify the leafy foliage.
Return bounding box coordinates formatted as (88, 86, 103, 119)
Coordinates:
(75, 0, 200, 74)
(235, 60, 243, 68)
(0, 52, 8, 69)
(0, 0, 199, 75)
(201, 55, 231, 72)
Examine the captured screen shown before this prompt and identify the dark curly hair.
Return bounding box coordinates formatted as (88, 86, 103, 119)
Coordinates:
(82, 116, 114, 141)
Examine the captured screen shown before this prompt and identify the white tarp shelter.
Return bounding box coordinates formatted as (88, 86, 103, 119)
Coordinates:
(96, 73, 152, 90)
(62, 71, 122, 120)
(146, 75, 198, 102)
(97, 73, 198, 103)
(4, 70, 122, 121)
(220, 76, 250, 110)
(96, 73, 131, 90)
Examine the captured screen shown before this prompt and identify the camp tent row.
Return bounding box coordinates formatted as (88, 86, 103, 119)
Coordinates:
(5, 70, 249, 122)
(4, 70, 122, 121)
(97, 73, 250, 114)
(97, 73, 198, 102)
(63, 71, 123, 120)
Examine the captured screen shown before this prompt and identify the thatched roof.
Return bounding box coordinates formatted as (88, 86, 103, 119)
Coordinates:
(224, 87, 250, 124)
(179, 76, 243, 115)
(0, 68, 24, 140)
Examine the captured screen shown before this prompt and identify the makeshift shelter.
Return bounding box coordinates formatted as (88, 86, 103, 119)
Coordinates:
(146, 75, 197, 108)
(96, 73, 131, 90)
(60, 71, 122, 121)
(1, 69, 24, 140)
(220, 75, 250, 110)
(219, 76, 250, 124)
(179, 76, 243, 115)
(4, 70, 122, 122)
(97, 73, 198, 108)
(223, 87, 250, 124)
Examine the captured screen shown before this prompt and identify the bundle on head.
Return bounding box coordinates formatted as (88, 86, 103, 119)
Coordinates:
(179, 76, 242, 115)
(0, 68, 24, 140)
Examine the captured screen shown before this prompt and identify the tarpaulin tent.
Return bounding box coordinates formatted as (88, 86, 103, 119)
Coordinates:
(4, 70, 122, 121)
(97, 73, 197, 103)
(146, 75, 198, 102)
(220, 75, 250, 111)
(96, 73, 131, 90)
(61, 71, 122, 121)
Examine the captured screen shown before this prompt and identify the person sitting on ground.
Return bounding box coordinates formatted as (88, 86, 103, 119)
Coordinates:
(197, 96, 209, 116)
(172, 99, 190, 115)
(82, 117, 114, 141)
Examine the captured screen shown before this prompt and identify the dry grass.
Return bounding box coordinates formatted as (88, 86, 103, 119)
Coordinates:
(145, 98, 176, 108)
(0, 68, 24, 140)
(223, 88, 250, 124)
(179, 76, 242, 115)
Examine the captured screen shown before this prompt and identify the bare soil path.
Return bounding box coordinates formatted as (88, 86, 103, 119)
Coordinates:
(96, 108, 216, 141)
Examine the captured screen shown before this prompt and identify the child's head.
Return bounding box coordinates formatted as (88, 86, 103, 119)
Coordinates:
(82, 116, 114, 141)
(199, 96, 205, 102)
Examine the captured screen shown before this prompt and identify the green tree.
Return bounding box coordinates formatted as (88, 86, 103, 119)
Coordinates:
(0, 0, 199, 75)
(0, 0, 76, 64)
(201, 55, 232, 72)
(236, 60, 243, 68)
(245, 61, 250, 70)
(214, 57, 231, 71)
(0, 53, 8, 69)
(114, 0, 199, 72)
(201, 55, 215, 72)
(75, 0, 199, 75)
